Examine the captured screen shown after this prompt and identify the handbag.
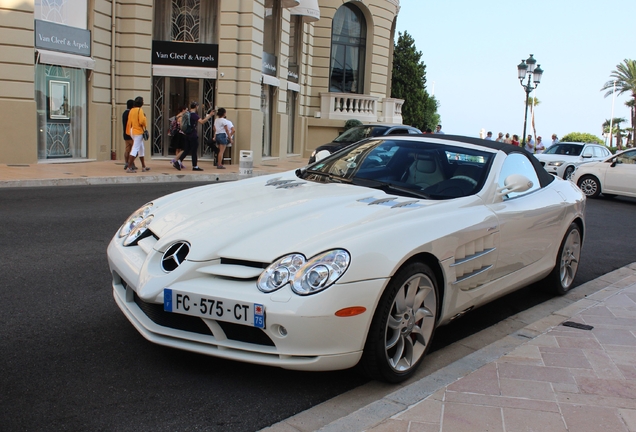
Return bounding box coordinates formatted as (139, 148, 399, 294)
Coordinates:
(143, 129, 149, 141)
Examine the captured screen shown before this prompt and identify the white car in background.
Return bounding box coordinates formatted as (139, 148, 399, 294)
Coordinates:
(572, 148, 636, 198)
(108, 135, 585, 383)
(535, 142, 611, 179)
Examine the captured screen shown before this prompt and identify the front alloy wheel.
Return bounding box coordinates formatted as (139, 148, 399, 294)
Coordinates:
(578, 175, 601, 198)
(361, 262, 438, 382)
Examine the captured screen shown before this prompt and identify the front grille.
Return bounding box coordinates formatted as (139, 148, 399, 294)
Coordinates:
(133, 293, 275, 346)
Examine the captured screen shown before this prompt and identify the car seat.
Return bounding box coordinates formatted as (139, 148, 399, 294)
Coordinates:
(404, 156, 445, 188)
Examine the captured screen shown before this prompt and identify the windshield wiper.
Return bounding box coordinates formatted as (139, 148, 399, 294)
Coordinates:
(350, 178, 429, 199)
(301, 169, 348, 183)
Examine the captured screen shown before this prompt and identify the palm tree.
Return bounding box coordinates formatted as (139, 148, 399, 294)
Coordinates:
(602, 117, 626, 148)
(601, 59, 636, 147)
(524, 97, 541, 142)
(626, 99, 635, 144)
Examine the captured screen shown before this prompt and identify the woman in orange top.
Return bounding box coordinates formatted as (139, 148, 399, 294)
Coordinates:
(125, 96, 150, 172)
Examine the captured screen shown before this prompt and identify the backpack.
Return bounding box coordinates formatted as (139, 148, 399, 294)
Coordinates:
(180, 111, 194, 134)
(169, 117, 179, 136)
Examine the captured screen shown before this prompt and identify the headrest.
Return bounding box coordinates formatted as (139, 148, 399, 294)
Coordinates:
(414, 159, 436, 173)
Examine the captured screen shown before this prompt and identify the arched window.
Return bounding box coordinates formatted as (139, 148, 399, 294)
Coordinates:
(329, 4, 366, 93)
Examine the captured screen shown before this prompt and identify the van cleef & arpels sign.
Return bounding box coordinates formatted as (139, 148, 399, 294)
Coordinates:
(152, 41, 219, 68)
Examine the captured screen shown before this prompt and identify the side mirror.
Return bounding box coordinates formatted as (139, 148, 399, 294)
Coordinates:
(315, 150, 331, 162)
(582, 154, 592, 159)
(610, 158, 618, 167)
(496, 174, 533, 199)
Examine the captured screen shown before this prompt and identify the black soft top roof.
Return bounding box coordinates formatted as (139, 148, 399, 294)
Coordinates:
(411, 133, 555, 188)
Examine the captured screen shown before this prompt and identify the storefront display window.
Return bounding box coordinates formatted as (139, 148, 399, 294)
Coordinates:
(35, 64, 87, 159)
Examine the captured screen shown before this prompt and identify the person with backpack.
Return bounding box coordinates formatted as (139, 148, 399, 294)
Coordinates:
(169, 105, 188, 169)
(173, 101, 213, 171)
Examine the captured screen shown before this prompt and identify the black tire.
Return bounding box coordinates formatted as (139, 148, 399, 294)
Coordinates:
(577, 175, 601, 198)
(544, 223, 582, 295)
(563, 166, 575, 180)
(360, 262, 439, 383)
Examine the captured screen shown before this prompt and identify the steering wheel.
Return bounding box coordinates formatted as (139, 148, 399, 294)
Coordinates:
(450, 175, 478, 186)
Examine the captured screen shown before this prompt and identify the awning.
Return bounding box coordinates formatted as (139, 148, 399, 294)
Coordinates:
(152, 65, 217, 79)
(262, 74, 280, 87)
(287, 82, 300, 92)
(36, 49, 95, 70)
(289, 0, 320, 21)
(265, 0, 300, 8)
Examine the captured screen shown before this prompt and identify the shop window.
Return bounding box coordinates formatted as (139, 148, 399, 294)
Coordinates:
(153, 0, 218, 43)
(35, 64, 87, 159)
(329, 4, 366, 93)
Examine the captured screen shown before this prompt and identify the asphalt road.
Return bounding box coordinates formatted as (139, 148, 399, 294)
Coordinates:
(1, 183, 635, 432)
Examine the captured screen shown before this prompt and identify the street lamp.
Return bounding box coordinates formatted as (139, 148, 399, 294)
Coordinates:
(517, 54, 544, 147)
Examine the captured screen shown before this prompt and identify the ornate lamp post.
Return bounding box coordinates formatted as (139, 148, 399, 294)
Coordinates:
(517, 54, 544, 147)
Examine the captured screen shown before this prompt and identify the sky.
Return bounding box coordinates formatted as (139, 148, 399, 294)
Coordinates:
(395, 0, 635, 142)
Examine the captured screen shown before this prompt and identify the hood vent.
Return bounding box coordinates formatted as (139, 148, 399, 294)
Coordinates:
(358, 196, 422, 208)
(265, 177, 307, 188)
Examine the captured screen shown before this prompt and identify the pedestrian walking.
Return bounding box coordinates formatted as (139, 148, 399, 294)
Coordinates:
(174, 101, 213, 171)
(511, 134, 520, 146)
(125, 96, 150, 173)
(122, 99, 135, 170)
(169, 105, 188, 169)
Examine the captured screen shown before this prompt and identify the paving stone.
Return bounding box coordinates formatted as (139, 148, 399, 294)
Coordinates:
(560, 403, 629, 432)
(502, 407, 567, 432)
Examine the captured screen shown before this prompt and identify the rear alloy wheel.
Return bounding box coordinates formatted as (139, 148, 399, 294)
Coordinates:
(577, 175, 601, 198)
(361, 262, 438, 383)
(545, 223, 581, 295)
(563, 166, 575, 180)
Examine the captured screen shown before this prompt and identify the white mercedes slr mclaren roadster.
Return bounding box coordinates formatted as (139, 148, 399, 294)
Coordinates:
(108, 135, 585, 382)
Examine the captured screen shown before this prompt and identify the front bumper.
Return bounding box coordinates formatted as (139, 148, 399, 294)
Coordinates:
(108, 236, 387, 371)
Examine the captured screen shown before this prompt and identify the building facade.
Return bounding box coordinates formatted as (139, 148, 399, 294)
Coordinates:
(0, 0, 403, 166)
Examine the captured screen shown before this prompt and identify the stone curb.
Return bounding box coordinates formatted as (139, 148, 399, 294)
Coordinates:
(315, 264, 636, 432)
(0, 172, 272, 188)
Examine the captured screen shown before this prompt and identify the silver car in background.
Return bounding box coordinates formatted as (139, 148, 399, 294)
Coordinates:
(535, 142, 611, 179)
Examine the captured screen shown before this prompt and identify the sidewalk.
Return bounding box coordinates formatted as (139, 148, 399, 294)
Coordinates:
(0, 156, 308, 188)
(309, 263, 636, 432)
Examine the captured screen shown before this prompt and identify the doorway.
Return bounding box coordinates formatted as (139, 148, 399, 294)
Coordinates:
(151, 76, 215, 158)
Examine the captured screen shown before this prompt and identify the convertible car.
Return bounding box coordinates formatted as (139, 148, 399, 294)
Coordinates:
(108, 135, 585, 383)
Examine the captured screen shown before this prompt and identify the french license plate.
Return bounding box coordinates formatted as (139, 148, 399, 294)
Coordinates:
(164, 289, 265, 329)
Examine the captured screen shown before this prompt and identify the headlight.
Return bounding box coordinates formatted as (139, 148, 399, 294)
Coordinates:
(123, 215, 154, 246)
(258, 254, 306, 293)
(258, 249, 351, 295)
(119, 203, 153, 238)
(548, 161, 564, 167)
(292, 249, 350, 295)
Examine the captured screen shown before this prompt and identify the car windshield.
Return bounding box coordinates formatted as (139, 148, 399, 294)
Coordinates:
(300, 138, 494, 200)
(333, 126, 390, 143)
(544, 143, 583, 156)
